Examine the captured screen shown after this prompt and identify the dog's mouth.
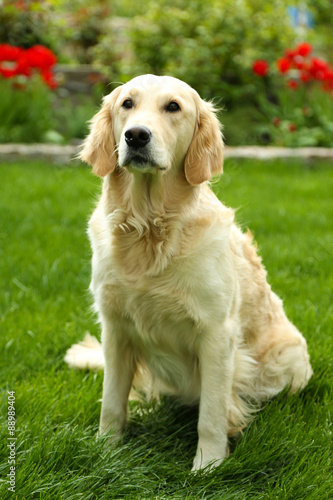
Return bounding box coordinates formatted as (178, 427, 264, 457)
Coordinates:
(122, 151, 166, 173)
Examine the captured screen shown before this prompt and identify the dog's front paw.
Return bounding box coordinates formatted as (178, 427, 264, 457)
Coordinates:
(191, 454, 224, 472)
(191, 442, 229, 472)
(98, 416, 125, 444)
(97, 424, 123, 447)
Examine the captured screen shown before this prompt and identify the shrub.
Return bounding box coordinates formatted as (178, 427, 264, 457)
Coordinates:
(252, 42, 333, 147)
(0, 0, 57, 51)
(306, 0, 333, 59)
(0, 77, 55, 143)
(52, 94, 101, 142)
(0, 0, 112, 65)
(93, 0, 295, 105)
(57, 0, 112, 64)
(0, 43, 58, 143)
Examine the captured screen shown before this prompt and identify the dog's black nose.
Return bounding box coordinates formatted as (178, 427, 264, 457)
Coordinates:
(125, 126, 151, 149)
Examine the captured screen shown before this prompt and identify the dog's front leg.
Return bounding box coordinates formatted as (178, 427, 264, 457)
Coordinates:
(99, 317, 136, 438)
(192, 325, 234, 471)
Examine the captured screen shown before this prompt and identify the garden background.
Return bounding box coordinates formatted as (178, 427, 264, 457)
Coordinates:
(0, 0, 333, 146)
(0, 1, 332, 499)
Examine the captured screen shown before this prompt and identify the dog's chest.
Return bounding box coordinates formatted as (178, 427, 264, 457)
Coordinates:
(92, 220, 235, 398)
(102, 263, 215, 399)
(105, 263, 209, 337)
(98, 243, 232, 345)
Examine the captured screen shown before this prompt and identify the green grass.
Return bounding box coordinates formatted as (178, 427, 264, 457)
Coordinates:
(0, 159, 332, 499)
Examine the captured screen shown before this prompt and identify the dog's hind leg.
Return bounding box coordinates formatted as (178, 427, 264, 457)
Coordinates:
(254, 318, 313, 401)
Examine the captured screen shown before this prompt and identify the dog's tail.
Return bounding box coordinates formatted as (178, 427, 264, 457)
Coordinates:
(65, 333, 156, 400)
(64, 333, 104, 371)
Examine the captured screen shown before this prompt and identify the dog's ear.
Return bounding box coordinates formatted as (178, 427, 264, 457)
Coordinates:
(79, 91, 118, 177)
(184, 100, 223, 186)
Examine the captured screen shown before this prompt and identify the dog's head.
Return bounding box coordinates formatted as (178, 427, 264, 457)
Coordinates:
(80, 74, 223, 185)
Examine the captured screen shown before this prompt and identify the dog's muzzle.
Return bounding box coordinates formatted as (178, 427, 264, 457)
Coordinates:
(122, 125, 163, 172)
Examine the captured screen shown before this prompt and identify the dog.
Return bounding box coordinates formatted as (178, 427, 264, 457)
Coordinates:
(65, 74, 312, 471)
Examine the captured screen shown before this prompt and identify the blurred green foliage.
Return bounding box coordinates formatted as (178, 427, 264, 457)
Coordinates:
(53, 0, 112, 63)
(0, 77, 99, 144)
(1, 0, 331, 70)
(0, 0, 111, 63)
(306, 0, 333, 61)
(0, 76, 54, 142)
(1, 0, 332, 146)
(257, 85, 333, 147)
(94, 0, 295, 105)
(0, 0, 58, 50)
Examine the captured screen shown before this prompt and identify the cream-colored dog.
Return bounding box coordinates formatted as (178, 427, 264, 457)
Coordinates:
(65, 74, 312, 471)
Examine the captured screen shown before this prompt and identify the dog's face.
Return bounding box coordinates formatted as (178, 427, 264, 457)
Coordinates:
(80, 74, 223, 185)
(114, 75, 198, 175)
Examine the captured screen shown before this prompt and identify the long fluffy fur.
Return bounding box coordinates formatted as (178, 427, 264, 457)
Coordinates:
(65, 75, 312, 471)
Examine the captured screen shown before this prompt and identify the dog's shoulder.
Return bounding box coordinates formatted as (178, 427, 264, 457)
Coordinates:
(178, 184, 234, 253)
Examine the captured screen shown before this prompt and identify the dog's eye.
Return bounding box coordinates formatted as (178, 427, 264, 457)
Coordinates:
(122, 99, 133, 109)
(166, 101, 180, 112)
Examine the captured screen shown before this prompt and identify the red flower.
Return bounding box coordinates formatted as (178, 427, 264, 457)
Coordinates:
(0, 44, 21, 78)
(322, 67, 333, 91)
(300, 70, 311, 83)
(41, 69, 58, 89)
(14, 0, 27, 10)
(15, 53, 31, 77)
(277, 57, 291, 74)
(0, 44, 23, 62)
(296, 42, 312, 57)
(289, 123, 297, 132)
(25, 45, 57, 70)
(324, 68, 333, 82)
(284, 49, 297, 61)
(252, 59, 269, 77)
(287, 79, 299, 90)
(0, 67, 17, 78)
(272, 117, 281, 127)
(0, 43, 58, 89)
(308, 58, 329, 80)
(293, 55, 305, 70)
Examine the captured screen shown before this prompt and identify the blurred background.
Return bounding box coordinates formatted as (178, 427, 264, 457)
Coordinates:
(0, 0, 332, 147)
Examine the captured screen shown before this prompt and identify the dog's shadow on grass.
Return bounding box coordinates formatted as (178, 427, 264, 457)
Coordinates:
(124, 397, 200, 464)
(121, 396, 243, 469)
(120, 371, 325, 472)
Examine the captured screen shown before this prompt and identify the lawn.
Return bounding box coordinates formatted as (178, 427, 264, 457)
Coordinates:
(0, 159, 332, 499)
